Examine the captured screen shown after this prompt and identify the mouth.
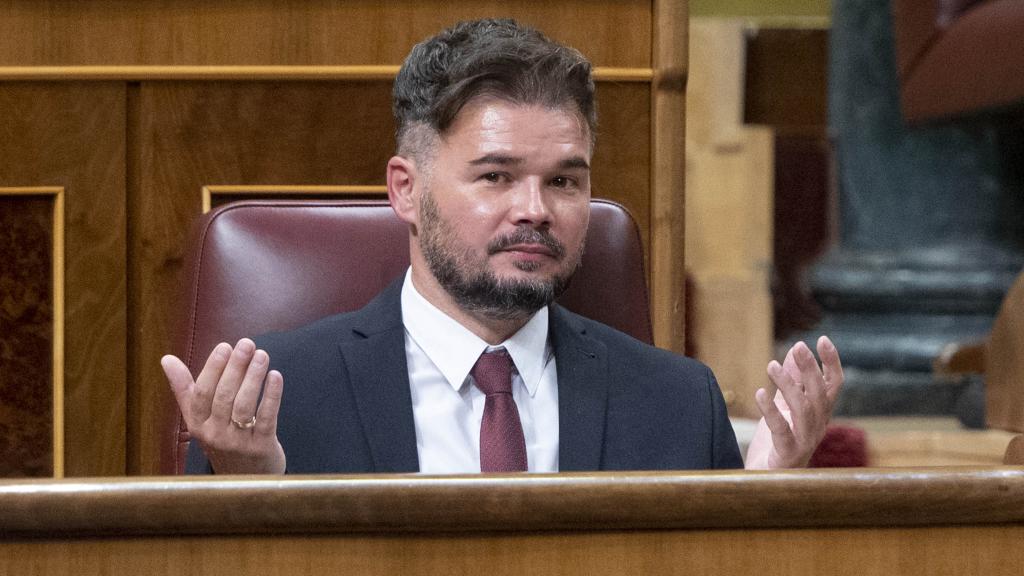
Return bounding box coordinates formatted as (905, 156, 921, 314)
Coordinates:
(488, 226, 566, 261)
(501, 243, 557, 258)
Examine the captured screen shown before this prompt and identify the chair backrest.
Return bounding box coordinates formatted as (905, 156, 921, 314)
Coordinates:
(162, 199, 652, 474)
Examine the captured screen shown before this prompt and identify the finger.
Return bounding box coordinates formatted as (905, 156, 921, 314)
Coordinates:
(790, 343, 830, 440)
(794, 342, 827, 409)
(772, 346, 808, 415)
(161, 355, 196, 419)
(254, 369, 284, 437)
(782, 345, 800, 383)
(230, 349, 270, 427)
(762, 360, 780, 405)
(817, 335, 845, 404)
(209, 338, 257, 423)
(755, 379, 792, 438)
(191, 342, 233, 423)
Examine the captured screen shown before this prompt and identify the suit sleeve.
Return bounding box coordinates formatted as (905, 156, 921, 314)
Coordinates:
(184, 438, 214, 474)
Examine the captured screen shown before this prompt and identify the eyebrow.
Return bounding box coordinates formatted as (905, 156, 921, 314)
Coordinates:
(558, 156, 591, 171)
(468, 154, 591, 171)
(468, 154, 523, 167)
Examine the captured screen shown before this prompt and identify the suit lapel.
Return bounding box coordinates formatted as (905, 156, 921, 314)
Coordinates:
(551, 305, 609, 471)
(333, 285, 612, 473)
(338, 280, 420, 473)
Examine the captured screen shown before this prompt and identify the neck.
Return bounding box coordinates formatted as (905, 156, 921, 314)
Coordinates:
(409, 264, 534, 345)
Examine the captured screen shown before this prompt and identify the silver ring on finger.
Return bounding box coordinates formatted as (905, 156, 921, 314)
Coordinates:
(231, 415, 257, 430)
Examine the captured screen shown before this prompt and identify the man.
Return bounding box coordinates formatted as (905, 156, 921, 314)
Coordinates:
(161, 18, 843, 475)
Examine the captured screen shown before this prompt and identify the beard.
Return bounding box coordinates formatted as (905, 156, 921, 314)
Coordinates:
(418, 190, 583, 321)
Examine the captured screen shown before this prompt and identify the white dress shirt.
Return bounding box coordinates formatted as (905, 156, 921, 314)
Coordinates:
(400, 270, 560, 473)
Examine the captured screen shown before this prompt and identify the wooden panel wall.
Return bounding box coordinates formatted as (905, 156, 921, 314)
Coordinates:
(0, 193, 54, 477)
(0, 0, 687, 476)
(8, 526, 1024, 576)
(0, 1, 651, 67)
(0, 85, 126, 477)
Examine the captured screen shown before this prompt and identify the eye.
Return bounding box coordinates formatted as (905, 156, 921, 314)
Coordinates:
(550, 176, 575, 188)
(480, 172, 506, 184)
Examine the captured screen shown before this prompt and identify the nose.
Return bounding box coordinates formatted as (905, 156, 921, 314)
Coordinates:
(511, 179, 552, 227)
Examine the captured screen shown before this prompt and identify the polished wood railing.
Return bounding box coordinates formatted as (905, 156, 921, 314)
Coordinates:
(3, 469, 1024, 574)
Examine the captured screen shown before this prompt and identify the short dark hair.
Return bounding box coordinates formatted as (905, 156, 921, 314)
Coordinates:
(392, 18, 596, 156)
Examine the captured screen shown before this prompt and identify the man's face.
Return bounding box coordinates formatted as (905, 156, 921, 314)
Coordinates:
(413, 98, 592, 320)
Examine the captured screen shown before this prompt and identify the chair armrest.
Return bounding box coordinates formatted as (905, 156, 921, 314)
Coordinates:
(933, 339, 987, 376)
(1003, 434, 1024, 464)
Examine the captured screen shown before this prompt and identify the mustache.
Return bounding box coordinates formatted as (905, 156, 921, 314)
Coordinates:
(487, 226, 566, 259)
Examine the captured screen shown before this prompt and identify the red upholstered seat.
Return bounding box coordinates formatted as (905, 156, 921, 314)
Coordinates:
(162, 199, 652, 474)
(893, 0, 1024, 121)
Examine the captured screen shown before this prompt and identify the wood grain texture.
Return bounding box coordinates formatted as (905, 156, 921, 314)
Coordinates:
(0, 65, 655, 81)
(203, 185, 389, 213)
(0, 0, 651, 68)
(0, 84, 127, 477)
(3, 525, 1024, 575)
(5, 469, 1024, 574)
(591, 83, 652, 258)
(0, 195, 53, 477)
(650, 0, 688, 353)
(128, 81, 398, 475)
(3, 468, 1024, 536)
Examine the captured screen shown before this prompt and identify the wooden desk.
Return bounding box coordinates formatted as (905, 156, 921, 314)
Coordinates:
(2, 469, 1023, 574)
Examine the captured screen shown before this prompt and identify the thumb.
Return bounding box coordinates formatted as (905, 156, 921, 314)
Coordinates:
(161, 354, 195, 408)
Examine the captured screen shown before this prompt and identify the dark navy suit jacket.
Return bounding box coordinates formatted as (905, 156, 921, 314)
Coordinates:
(187, 279, 743, 473)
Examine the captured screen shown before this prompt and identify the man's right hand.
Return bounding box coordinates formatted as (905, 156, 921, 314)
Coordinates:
(161, 338, 286, 474)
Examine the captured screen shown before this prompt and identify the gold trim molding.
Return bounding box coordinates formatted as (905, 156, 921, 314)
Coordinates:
(0, 187, 65, 478)
(202, 185, 389, 214)
(0, 65, 653, 82)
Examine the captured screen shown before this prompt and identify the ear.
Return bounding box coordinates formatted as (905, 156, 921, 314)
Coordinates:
(387, 155, 420, 226)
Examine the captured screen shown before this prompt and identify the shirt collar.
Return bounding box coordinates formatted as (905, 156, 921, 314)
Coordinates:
(400, 269, 550, 397)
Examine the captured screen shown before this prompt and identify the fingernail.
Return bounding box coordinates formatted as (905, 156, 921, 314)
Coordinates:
(236, 338, 255, 353)
(253, 350, 267, 365)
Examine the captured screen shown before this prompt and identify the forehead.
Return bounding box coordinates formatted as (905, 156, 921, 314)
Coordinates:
(441, 98, 592, 156)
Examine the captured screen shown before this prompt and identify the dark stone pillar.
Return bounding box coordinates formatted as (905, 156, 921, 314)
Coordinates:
(804, 0, 1024, 418)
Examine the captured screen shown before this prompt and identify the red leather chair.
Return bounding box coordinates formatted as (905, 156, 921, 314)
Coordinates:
(163, 199, 652, 474)
(893, 0, 1024, 121)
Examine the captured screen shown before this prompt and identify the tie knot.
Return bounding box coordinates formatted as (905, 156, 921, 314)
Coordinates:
(471, 350, 514, 396)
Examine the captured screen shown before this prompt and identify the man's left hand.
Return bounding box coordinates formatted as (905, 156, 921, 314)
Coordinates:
(745, 335, 844, 469)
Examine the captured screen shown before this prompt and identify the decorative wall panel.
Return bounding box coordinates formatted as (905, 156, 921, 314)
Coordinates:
(0, 1, 651, 68)
(203, 186, 388, 213)
(0, 83, 126, 478)
(0, 188, 63, 477)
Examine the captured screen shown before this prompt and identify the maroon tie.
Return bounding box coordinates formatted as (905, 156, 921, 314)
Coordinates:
(471, 350, 528, 472)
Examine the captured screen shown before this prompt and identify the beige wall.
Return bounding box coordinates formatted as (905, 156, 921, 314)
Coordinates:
(686, 19, 774, 418)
